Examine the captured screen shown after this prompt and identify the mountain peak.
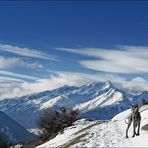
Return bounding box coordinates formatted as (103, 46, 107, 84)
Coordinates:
(105, 80, 112, 85)
(83, 81, 114, 92)
(103, 80, 113, 89)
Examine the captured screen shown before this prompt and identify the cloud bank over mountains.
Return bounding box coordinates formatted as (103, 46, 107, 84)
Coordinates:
(0, 71, 148, 99)
(0, 43, 148, 99)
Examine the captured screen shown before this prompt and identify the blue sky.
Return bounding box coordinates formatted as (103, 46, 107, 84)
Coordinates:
(0, 1, 148, 98)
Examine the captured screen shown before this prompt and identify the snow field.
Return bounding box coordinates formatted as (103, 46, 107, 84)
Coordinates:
(37, 108, 148, 147)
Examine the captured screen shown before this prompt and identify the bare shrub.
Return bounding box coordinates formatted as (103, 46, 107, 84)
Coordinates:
(36, 107, 79, 141)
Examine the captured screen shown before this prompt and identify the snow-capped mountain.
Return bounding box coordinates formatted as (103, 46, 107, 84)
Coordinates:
(0, 81, 145, 129)
(0, 111, 35, 144)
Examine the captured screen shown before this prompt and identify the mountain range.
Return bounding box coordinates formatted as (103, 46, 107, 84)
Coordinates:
(0, 81, 147, 130)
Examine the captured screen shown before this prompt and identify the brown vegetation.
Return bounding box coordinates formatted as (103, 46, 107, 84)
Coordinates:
(141, 124, 148, 131)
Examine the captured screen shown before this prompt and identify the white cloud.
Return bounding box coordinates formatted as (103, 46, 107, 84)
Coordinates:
(0, 75, 25, 83)
(0, 56, 44, 69)
(57, 46, 148, 74)
(0, 43, 56, 61)
(116, 77, 148, 93)
(0, 70, 39, 81)
(20, 72, 96, 94)
(0, 72, 93, 99)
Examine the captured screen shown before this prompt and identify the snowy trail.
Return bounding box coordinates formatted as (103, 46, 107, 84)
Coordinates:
(70, 120, 131, 147)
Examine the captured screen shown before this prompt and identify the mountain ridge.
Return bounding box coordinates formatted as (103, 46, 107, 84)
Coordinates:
(0, 111, 35, 144)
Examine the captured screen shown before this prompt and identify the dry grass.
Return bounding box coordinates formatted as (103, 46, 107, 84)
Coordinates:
(19, 138, 45, 148)
(141, 124, 148, 131)
(61, 133, 88, 148)
(74, 121, 102, 136)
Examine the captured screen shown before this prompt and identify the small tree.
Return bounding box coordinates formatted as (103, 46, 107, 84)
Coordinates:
(36, 107, 79, 141)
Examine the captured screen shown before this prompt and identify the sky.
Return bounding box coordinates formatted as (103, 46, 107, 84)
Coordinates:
(0, 1, 148, 98)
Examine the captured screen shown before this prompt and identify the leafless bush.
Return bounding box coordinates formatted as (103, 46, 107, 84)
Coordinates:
(36, 107, 79, 140)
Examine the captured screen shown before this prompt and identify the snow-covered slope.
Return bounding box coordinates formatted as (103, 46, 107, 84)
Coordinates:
(0, 81, 144, 129)
(37, 107, 148, 147)
(0, 111, 35, 144)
